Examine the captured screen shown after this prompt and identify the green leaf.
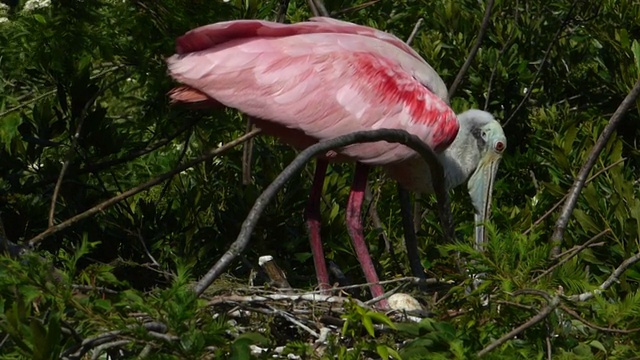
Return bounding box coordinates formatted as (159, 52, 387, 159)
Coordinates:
(376, 344, 390, 360)
(230, 338, 252, 360)
(362, 314, 375, 337)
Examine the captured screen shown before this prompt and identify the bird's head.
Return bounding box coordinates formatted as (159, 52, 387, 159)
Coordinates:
(459, 110, 506, 249)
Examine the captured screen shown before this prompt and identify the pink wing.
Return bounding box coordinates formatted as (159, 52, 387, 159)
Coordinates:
(174, 17, 448, 102)
(167, 20, 458, 165)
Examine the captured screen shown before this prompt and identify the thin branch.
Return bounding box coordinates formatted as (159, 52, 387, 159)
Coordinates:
(568, 251, 640, 302)
(267, 305, 319, 338)
(503, 0, 579, 126)
(550, 77, 640, 257)
(560, 304, 640, 334)
(524, 157, 625, 235)
(477, 296, 561, 357)
(193, 129, 453, 296)
(448, 0, 495, 98)
(406, 18, 424, 46)
(28, 129, 262, 247)
(532, 228, 610, 282)
(330, 0, 381, 17)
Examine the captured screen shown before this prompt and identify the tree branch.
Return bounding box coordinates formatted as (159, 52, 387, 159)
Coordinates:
(193, 129, 453, 296)
(448, 0, 495, 98)
(550, 77, 640, 257)
(477, 296, 561, 357)
(567, 251, 640, 302)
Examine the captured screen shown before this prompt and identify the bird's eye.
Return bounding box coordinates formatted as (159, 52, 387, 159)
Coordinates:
(495, 141, 505, 153)
(481, 131, 487, 140)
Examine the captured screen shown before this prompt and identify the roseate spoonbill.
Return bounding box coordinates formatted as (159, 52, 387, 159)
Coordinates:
(166, 17, 506, 307)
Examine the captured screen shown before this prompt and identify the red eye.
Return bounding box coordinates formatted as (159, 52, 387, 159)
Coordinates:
(495, 141, 505, 152)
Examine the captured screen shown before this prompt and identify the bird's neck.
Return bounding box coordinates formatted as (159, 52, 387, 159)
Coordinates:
(438, 129, 482, 189)
(383, 125, 481, 194)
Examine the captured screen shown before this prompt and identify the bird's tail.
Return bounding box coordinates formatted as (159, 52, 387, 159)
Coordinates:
(168, 85, 223, 109)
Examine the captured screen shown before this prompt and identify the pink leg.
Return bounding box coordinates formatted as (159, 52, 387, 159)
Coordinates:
(347, 163, 388, 308)
(305, 160, 331, 291)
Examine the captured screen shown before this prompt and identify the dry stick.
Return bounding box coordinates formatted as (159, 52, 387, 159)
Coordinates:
(532, 228, 610, 282)
(550, 77, 640, 258)
(28, 129, 262, 247)
(48, 73, 131, 227)
(568, 251, 640, 302)
(560, 304, 640, 334)
(503, 0, 579, 127)
(448, 0, 495, 98)
(477, 296, 561, 357)
(406, 18, 424, 46)
(524, 158, 625, 236)
(193, 129, 453, 296)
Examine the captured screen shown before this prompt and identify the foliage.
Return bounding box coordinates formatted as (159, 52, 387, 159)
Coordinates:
(0, 0, 639, 358)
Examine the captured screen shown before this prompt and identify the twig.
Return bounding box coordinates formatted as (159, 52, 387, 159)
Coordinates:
(532, 228, 610, 282)
(503, 0, 579, 126)
(448, 0, 495, 98)
(267, 305, 319, 338)
(208, 293, 366, 307)
(524, 157, 625, 235)
(28, 129, 262, 247)
(405, 18, 423, 46)
(365, 185, 391, 254)
(550, 77, 640, 257)
(90, 340, 130, 360)
(330, 0, 381, 17)
(477, 296, 560, 357)
(568, 251, 640, 302)
(560, 304, 640, 334)
(193, 129, 453, 296)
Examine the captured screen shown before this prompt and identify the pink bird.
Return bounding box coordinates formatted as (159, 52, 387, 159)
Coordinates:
(167, 17, 505, 308)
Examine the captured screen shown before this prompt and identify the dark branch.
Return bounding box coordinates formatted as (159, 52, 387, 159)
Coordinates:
(448, 0, 495, 98)
(550, 77, 640, 257)
(193, 129, 453, 296)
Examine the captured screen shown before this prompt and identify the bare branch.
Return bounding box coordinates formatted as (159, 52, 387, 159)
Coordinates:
(477, 296, 561, 357)
(28, 129, 262, 247)
(448, 0, 495, 98)
(550, 77, 640, 257)
(568, 251, 640, 302)
(560, 304, 640, 334)
(406, 18, 424, 46)
(193, 129, 453, 296)
(330, 0, 381, 17)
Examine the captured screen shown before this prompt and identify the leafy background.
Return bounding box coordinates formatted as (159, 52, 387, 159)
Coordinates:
(0, 0, 639, 358)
